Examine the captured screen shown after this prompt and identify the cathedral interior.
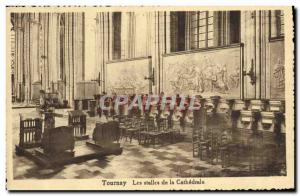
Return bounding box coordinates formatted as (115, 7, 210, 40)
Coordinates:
(10, 10, 286, 179)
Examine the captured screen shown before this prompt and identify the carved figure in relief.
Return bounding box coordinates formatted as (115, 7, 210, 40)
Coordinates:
(273, 58, 285, 89)
(168, 56, 239, 95)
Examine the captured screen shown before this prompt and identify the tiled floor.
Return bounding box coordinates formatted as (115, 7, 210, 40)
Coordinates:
(12, 108, 284, 179)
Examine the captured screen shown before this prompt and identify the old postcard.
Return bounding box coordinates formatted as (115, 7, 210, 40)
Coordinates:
(6, 6, 294, 191)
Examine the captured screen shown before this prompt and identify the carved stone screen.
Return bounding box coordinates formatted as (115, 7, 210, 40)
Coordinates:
(106, 57, 151, 94)
(270, 40, 285, 100)
(162, 46, 242, 98)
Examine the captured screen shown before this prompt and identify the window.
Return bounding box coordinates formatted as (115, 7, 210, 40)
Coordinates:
(190, 11, 214, 49)
(112, 12, 121, 60)
(270, 10, 284, 39)
(189, 11, 240, 49)
(59, 14, 65, 80)
(154, 11, 167, 53)
(229, 11, 241, 44)
(170, 12, 186, 52)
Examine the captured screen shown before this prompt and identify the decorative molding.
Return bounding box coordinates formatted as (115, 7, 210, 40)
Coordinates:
(106, 56, 151, 64)
(162, 43, 242, 57)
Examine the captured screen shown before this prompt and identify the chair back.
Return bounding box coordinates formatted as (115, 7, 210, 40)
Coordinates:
(149, 105, 159, 118)
(172, 107, 183, 122)
(160, 105, 170, 119)
(219, 129, 232, 146)
(132, 117, 140, 127)
(146, 116, 157, 132)
(247, 132, 263, 149)
(123, 103, 129, 116)
(185, 109, 194, 123)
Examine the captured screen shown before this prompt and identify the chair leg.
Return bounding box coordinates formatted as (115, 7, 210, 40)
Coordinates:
(152, 137, 155, 148)
(121, 129, 125, 140)
(199, 149, 203, 160)
(130, 132, 133, 143)
(173, 132, 176, 142)
(210, 150, 215, 165)
(221, 151, 225, 168)
(160, 134, 165, 145)
(138, 133, 142, 144)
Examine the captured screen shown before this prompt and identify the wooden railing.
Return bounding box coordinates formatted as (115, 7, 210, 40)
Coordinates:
(68, 111, 87, 138)
(19, 118, 42, 148)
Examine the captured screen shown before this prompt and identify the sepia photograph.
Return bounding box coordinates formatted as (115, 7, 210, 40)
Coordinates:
(5, 6, 294, 191)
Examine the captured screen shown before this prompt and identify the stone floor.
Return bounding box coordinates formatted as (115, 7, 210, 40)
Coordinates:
(12, 108, 284, 179)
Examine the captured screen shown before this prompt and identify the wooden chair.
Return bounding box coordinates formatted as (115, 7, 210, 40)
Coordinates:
(161, 121, 175, 144)
(197, 127, 211, 161)
(219, 129, 233, 168)
(261, 142, 281, 175)
(159, 106, 170, 131)
(125, 117, 140, 143)
(118, 115, 129, 139)
(172, 109, 183, 139)
(185, 109, 194, 126)
(143, 116, 164, 147)
(192, 127, 201, 157)
(247, 132, 265, 172)
(155, 110, 170, 144)
(138, 118, 147, 144)
(207, 129, 220, 165)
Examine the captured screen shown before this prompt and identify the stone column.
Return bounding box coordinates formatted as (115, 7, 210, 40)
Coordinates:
(108, 12, 113, 61)
(241, 11, 268, 99)
(14, 15, 21, 100)
(18, 14, 25, 101)
(260, 11, 269, 99)
(155, 11, 160, 94)
(96, 13, 103, 93)
(145, 12, 152, 56)
(64, 13, 70, 104)
(48, 13, 58, 90)
(185, 12, 190, 50)
(240, 11, 256, 99)
(39, 14, 45, 91)
(84, 12, 96, 81)
(23, 14, 30, 103)
(265, 10, 272, 99)
(70, 13, 75, 105)
(254, 10, 262, 99)
(121, 12, 128, 59)
(30, 13, 40, 83)
(165, 12, 171, 54)
(45, 14, 50, 92)
(103, 12, 110, 91)
(73, 13, 79, 100)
